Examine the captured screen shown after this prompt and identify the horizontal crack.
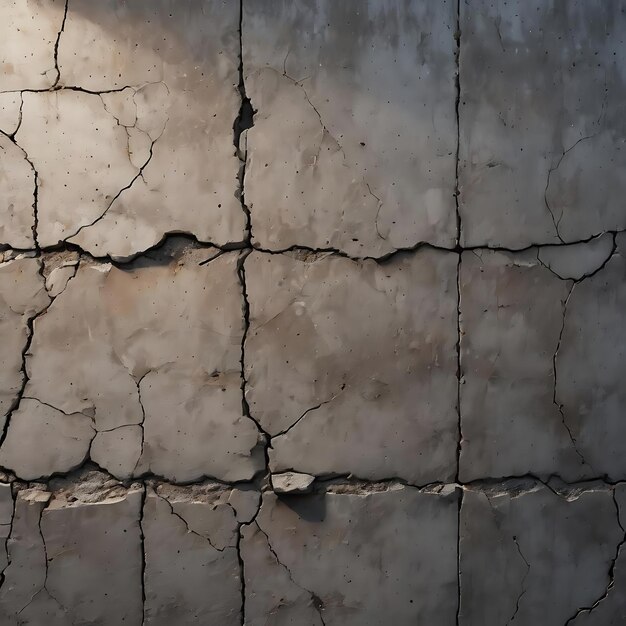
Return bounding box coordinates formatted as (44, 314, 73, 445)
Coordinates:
(2, 228, 624, 268)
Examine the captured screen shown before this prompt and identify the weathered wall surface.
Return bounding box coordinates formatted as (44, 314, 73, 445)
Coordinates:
(0, 0, 625, 623)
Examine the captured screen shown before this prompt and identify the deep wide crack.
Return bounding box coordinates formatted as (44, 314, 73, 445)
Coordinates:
(233, 0, 269, 498)
(454, 3, 463, 624)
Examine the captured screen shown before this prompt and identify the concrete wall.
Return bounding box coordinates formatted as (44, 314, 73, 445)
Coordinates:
(0, 0, 625, 624)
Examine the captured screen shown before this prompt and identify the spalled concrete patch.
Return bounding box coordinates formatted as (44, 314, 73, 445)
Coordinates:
(245, 248, 459, 484)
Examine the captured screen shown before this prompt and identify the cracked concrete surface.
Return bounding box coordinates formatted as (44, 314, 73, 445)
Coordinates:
(245, 248, 458, 483)
(459, 0, 626, 247)
(243, 0, 458, 256)
(0, 241, 263, 483)
(143, 482, 258, 625)
(242, 484, 459, 625)
(460, 481, 624, 626)
(0, 0, 624, 623)
(459, 238, 625, 482)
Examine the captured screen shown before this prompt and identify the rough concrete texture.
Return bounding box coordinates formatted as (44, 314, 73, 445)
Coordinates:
(243, 0, 458, 255)
(3, 0, 246, 259)
(459, 0, 626, 247)
(459, 236, 624, 482)
(245, 248, 458, 483)
(0, 242, 263, 483)
(242, 484, 459, 625)
(460, 482, 626, 626)
(0, 0, 624, 623)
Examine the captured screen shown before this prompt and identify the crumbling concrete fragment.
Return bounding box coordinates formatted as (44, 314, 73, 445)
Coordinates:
(42, 251, 80, 298)
(19, 0, 247, 259)
(242, 484, 458, 625)
(143, 483, 255, 625)
(0, 256, 49, 432)
(459, 483, 623, 626)
(271, 472, 314, 495)
(245, 249, 458, 483)
(243, 0, 458, 256)
(459, 1, 626, 247)
(0, 0, 66, 91)
(3, 244, 262, 482)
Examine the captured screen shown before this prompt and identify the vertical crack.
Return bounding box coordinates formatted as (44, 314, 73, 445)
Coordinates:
(131, 372, 149, 477)
(237, 252, 271, 479)
(0, 488, 16, 590)
(236, 497, 262, 626)
(454, 2, 463, 625)
(0, 250, 81, 453)
(233, 0, 255, 245)
(234, 0, 269, 476)
(0, 279, 49, 451)
(454, 0, 462, 249)
(507, 535, 530, 624)
(0, 129, 40, 251)
(15, 495, 67, 618)
(233, 7, 264, 622)
(139, 485, 146, 626)
(256, 523, 326, 625)
(51, 0, 69, 89)
(544, 134, 598, 244)
(236, 522, 247, 626)
(552, 283, 593, 473)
